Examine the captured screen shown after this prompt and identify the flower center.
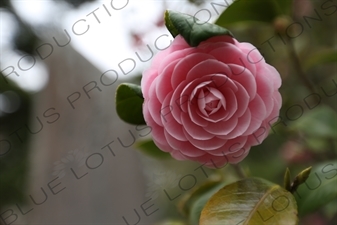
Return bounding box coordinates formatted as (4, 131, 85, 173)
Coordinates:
(197, 87, 225, 117)
(205, 99, 220, 111)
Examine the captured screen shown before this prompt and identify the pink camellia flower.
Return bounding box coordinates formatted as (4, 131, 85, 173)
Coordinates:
(141, 35, 282, 168)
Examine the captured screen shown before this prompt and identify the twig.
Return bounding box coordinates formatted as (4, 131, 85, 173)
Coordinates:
(286, 36, 316, 93)
(231, 163, 246, 179)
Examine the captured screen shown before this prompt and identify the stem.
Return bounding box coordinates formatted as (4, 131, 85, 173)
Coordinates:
(286, 36, 316, 93)
(231, 163, 246, 179)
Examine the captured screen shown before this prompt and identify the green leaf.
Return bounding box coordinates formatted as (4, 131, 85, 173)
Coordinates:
(164, 10, 233, 47)
(289, 106, 337, 139)
(178, 176, 224, 218)
(135, 139, 171, 159)
(188, 181, 227, 225)
(115, 83, 145, 125)
(200, 177, 298, 225)
(294, 161, 337, 216)
(215, 0, 292, 27)
(304, 50, 337, 70)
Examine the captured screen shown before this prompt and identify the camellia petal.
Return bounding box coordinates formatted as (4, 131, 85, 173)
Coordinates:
(158, 48, 192, 74)
(209, 88, 237, 121)
(231, 82, 250, 118)
(171, 53, 214, 88)
(161, 93, 188, 141)
(143, 106, 169, 146)
(156, 60, 177, 102)
(170, 81, 189, 124)
(141, 69, 157, 99)
(147, 78, 164, 126)
(164, 130, 206, 157)
(188, 102, 209, 127)
(185, 59, 230, 82)
(208, 136, 248, 157)
(242, 95, 267, 135)
(221, 110, 252, 139)
(209, 46, 256, 77)
(184, 130, 226, 150)
(181, 113, 215, 140)
(227, 64, 257, 99)
(204, 117, 239, 136)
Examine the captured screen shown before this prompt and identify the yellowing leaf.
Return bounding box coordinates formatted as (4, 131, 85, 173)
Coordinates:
(200, 178, 298, 225)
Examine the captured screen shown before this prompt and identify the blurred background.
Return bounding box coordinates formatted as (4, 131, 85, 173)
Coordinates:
(0, 0, 336, 224)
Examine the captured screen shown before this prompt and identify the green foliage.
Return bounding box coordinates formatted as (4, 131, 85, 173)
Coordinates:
(215, 0, 292, 27)
(304, 49, 337, 70)
(289, 106, 337, 139)
(115, 83, 145, 125)
(295, 161, 337, 216)
(0, 76, 31, 209)
(178, 177, 225, 224)
(188, 181, 226, 225)
(200, 178, 298, 225)
(164, 10, 233, 47)
(135, 139, 171, 159)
